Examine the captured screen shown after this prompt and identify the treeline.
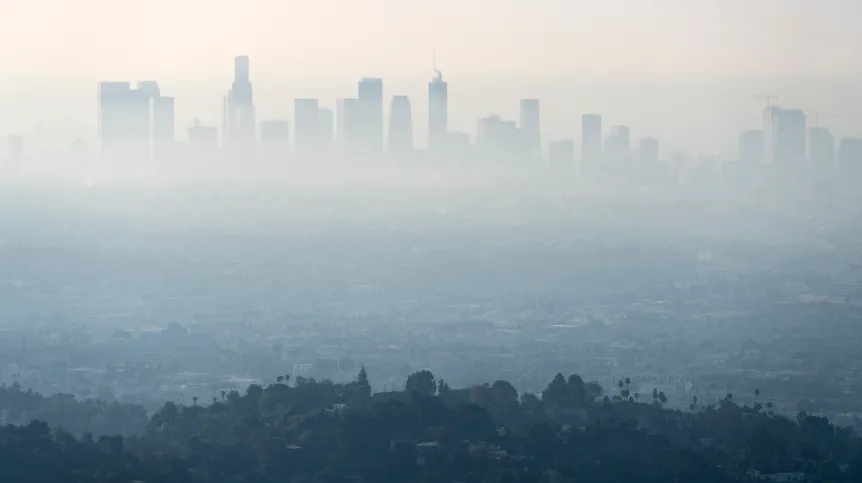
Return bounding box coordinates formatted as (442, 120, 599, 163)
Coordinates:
(3, 369, 862, 483)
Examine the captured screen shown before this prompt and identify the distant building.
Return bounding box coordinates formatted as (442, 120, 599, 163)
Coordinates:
(838, 137, 862, 181)
(604, 125, 630, 163)
(769, 108, 806, 165)
(808, 127, 834, 166)
(151, 95, 175, 161)
(738, 130, 764, 164)
(259, 120, 291, 161)
(428, 68, 448, 153)
(581, 114, 602, 174)
(388, 95, 413, 156)
(294, 99, 320, 160)
(638, 137, 659, 164)
(223, 55, 256, 150)
(519, 99, 541, 159)
(358, 77, 384, 158)
(477, 115, 520, 163)
(549, 140, 575, 171)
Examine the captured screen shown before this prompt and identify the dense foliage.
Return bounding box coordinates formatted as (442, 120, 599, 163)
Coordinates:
(3, 370, 862, 483)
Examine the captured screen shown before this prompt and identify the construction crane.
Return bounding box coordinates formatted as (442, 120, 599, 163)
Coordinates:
(752, 93, 779, 110)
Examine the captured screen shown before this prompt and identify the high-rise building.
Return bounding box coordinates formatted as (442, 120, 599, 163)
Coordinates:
(98, 81, 152, 160)
(520, 99, 541, 158)
(581, 114, 602, 169)
(224, 55, 256, 149)
(388, 95, 413, 156)
(769, 108, 806, 165)
(358, 77, 384, 157)
(604, 125, 630, 164)
(549, 140, 574, 170)
(738, 130, 764, 164)
(318, 107, 334, 159)
(428, 68, 448, 153)
(294, 99, 319, 160)
(637, 137, 659, 164)
(838, 137, 862, 181)
(809, 127, 834, 166)
(260, 120, 291, 160)
(477, 115, 519, 162)
(151, 96, 175, 160)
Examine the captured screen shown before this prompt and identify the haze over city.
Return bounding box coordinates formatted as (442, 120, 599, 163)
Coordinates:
(3, 2, 862, 483)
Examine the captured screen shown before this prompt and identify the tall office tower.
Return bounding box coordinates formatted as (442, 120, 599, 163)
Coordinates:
(98, 81, 131, 158)
(318, 107, 334, 159)
(519, 99, 541, 159)
(388, 95, 413, 156)
(188, 119, 219, 159)
(98, 81, 152, 160)
(151, 95, 175, 160)
(768, 108, 806, 165)
(838, 137, 862, 181)
(581, 114, 602, 171)
(549, 140, 575, 171)
(428, 67, 448, 153)
(477, 115, 519, 162)
(260, 120, 291, 160)
(637, 137, 659, 164)
(294, 99, 319, 160)
(809, 127, 835, 166)
(357, 77, 384, 157)
(604, 125, 631, 164)
(224, 55, 256, 149)
(7, 135, 24, 161)
(738, 130, 765, 163)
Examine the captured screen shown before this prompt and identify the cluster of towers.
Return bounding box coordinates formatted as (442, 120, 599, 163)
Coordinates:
(97, 55, 452, 164)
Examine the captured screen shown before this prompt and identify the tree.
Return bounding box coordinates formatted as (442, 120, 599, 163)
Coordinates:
(405, 370, 436, 396)
(357, 366, 369, 387)
(541, 373, 567, 407)
(584, 380, 604, 403)
(437, 379, 451, 396)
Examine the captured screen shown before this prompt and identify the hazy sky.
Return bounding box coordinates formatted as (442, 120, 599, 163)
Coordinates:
(1, 0, 861, 153)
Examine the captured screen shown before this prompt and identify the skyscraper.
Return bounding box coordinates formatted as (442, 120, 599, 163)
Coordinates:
(519, 99, 541, 158)
(738, 130, 765, 164)
(428, 67, 448, 154)
(604, 125, 630, 164)
(838, 137, 862, 182)
(768, 108, 806, 166)
(637, 137, 659, 164)
(294, 98, 320, 160)
(151, 95, 175, 160)
(581, 114, 602, 171)
(358, 78, 384, 158)
(224, 55, 256, 149)
(809, 127, 834, 166)
(477, 115, 519, 163)
(388, 95, 413, 156)
(188, 119, 219, 160)
(98, 81, 151, 160)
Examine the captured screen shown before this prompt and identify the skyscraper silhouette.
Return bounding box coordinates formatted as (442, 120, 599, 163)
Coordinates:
(519, 99, 541, 159)
(224, 55, 256, 150)
(358, 78, 384, 159)
(428, 67, 448, 154)
(151, 94, 175, 161)
(318, 107, 334, 160)
(98, 81, 151, 161)
(388, 96, 413, 157)
(809, 127, 834, 166)
(581, 114, 602, 175)
(770, 109, 806, 166)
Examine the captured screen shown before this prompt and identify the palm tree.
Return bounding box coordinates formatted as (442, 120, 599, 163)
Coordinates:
(192, 396, 198, 406)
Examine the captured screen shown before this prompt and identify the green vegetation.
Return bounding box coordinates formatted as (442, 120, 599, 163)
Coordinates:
(2, 370, 862, 483)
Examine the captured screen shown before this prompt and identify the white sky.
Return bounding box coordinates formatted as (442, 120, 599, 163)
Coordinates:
(1, 0, 861, 154)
